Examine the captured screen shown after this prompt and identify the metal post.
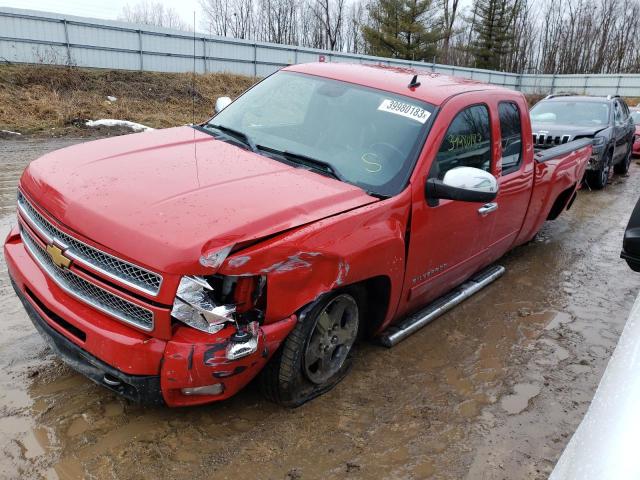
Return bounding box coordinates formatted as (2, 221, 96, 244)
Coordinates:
(202, 37, 207, 73)
(62, 19, 71, 66)
(294, 47, 298, 64)
(138, 30, 143, 71)
(584, 75, 589, 95)
(551, 74, 556, 94)
(616, 75, 623, 96)
(253, 42, 257, 77)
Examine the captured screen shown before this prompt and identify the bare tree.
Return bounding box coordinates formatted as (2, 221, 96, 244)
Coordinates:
(440, 0, 460, 63)
(311, 0, 346, 50)
(119, 1, 190, 30)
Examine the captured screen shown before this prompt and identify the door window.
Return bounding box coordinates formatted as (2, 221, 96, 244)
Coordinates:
(431, 105, 492, 179)
(614, 101, 624, 124)
(498, 102, 522, 174)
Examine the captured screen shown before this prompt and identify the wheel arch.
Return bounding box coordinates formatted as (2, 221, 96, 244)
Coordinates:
(547, 183, 577, 220)
(296, 275, 392, 338)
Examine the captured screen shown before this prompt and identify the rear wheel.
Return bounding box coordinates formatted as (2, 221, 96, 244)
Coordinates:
(586, 151, 612, 190)
(614, 144, 632, 175)
(260, 290, 361, 407)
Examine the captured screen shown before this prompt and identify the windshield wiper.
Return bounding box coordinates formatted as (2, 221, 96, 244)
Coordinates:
(256, 145, 344, 181)
(206, 124, 257, 152)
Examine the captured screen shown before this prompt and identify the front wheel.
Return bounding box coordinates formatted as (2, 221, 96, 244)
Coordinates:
(260, 290, 361, 407)
(586, 152, 612, 190)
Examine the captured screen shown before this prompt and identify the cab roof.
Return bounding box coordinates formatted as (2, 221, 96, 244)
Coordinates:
(285, 62, 512, 106)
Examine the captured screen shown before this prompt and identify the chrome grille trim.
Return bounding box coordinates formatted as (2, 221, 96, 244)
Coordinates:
(533, 133, 572, 149)
(17, 191, 162, 296)
(20, 225, 154, 331)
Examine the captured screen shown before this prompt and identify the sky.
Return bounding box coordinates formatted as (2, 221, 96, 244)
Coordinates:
(1, 0, 203, 26)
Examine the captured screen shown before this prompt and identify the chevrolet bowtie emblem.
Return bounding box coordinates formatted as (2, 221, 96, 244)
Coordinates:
(46, 243, 72, 269)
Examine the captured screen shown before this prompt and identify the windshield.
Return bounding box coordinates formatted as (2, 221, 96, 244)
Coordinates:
(205, 71, 435, 196)
(530, 101, 610, 127)
(631, 111, 640, 125)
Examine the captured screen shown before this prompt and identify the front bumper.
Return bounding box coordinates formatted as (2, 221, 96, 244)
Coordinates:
(5, 226, 296, 406)
(11, 278, 164, 404)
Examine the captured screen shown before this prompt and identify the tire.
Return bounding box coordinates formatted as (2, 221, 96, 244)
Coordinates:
(586, 151, 612, 190)
(260, 289, 362, 407)
(614, 143, 632, 175)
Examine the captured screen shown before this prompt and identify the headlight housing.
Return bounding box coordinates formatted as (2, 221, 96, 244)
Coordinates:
(171, 274, 266, 334)
(171, 276, 235, 334)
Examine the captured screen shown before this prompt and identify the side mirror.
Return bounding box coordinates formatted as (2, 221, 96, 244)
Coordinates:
(215, 96, 232, 114)
(426, 166, 498, 203)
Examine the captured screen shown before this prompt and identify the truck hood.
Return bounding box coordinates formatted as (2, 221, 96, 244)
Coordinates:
(20, 126, 377, 273)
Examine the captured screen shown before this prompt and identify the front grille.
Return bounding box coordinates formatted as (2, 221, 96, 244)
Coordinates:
(20, 226, 154, 331)
(532, 133, 571, 149)
(17, 191, 162, 296)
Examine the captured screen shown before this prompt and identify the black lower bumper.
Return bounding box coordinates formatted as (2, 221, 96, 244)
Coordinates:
(11, 278, 164, 405)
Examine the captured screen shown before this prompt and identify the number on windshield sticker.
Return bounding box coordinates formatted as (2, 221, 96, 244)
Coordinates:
(378, 99, 430, 124)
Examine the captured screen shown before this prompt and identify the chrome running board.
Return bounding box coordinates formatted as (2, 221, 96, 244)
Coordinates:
(379, 265, 505, 347)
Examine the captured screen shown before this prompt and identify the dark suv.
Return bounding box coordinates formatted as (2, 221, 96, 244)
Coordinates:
(530, 94, 635, 189)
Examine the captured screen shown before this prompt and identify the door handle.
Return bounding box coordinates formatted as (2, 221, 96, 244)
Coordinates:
(478, 202, 498, 216)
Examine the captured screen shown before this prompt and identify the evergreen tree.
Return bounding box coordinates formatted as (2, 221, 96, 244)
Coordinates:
(362, 0, 441, 61)
(469, 0, 520, 70)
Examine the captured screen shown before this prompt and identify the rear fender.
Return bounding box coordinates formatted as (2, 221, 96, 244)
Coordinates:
(516, 143, 590, 244)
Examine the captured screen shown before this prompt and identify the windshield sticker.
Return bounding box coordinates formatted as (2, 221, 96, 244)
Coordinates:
(378, 99, 430, 124)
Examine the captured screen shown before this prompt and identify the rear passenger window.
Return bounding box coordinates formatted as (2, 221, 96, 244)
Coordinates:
(499, 102, 522, 174)
(432, 105, 491, 178)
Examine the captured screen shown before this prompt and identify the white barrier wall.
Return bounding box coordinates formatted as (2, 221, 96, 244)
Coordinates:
(1, 7, 638, 97)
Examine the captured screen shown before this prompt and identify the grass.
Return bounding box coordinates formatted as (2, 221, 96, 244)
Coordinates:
(0, 65, 256, 135)
(0, 64, 638, 136)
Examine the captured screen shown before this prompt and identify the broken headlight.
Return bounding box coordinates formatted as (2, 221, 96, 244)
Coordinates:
(171, 275, 266, 334)
(171, 276, 235, 334)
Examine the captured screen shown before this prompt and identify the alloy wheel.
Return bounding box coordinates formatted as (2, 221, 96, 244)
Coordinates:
(303, 294, 359, 385)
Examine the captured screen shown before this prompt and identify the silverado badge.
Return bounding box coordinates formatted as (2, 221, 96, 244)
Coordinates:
(46, 244, 72, 269)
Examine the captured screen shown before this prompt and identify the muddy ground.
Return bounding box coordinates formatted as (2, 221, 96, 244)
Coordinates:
(0, 136, 639, 480)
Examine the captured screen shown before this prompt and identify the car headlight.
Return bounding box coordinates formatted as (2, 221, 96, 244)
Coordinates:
(171, 276, 236, 334)
(592, 136, 605, 146)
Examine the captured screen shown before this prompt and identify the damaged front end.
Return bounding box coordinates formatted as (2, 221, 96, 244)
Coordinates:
(163, 246, 292, 406)
(162, 314, 295, 406)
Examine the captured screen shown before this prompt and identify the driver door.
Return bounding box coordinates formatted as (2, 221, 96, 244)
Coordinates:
(401, 98, 498, 314)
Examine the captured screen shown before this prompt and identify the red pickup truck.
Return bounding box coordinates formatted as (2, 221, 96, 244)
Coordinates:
(5, 63, 591, 407)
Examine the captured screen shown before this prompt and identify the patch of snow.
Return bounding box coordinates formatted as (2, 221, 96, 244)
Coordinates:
(1, 129, 21, 136)
(85, 119, 154, 132)
(106, 95, 117, 102)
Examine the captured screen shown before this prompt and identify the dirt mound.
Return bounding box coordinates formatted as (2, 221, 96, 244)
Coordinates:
(0, 65, 256, 135)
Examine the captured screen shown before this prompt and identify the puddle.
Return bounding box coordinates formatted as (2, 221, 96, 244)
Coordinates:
(500, 383, 542, 415)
